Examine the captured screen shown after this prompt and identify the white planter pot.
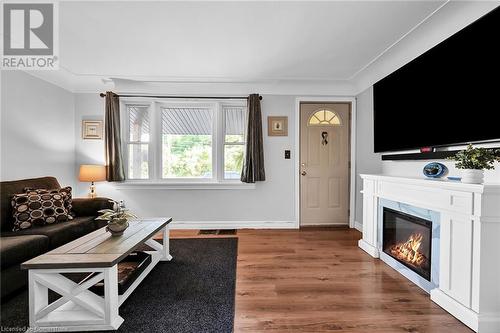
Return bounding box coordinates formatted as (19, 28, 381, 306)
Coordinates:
(460, 169, 484, 184)
(106, 219, 129, 236)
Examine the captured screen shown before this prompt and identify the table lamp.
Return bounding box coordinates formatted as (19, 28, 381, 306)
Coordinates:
(79, 165, 106, 198)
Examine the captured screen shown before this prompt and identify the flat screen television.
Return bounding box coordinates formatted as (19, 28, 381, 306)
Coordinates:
(373, 6, 500, 153)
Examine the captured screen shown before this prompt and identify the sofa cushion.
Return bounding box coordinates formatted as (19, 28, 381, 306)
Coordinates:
(8, 216, 98, 249)
(1, 177, 61, 232)
(71, 197, 114, 217)
(0, 235, 49, 269)
(1, 262, 28, 299)
(11, 191, 71, 231)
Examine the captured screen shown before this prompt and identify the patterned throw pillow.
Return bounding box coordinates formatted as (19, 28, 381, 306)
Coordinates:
(24, 186, 74, 216)
(12, 190, 71, 231)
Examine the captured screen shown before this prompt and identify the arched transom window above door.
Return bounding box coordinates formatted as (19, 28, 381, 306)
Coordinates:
(308, 109, 341, 126)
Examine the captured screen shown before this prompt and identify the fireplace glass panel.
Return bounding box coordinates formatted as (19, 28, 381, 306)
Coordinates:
(383, 207, 432, 281)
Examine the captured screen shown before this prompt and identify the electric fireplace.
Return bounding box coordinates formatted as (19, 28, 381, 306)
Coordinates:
(382, 207, 432, 281)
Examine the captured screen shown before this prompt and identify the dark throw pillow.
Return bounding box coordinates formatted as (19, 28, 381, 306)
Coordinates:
(24, 186, 74, 216)
(12, 190, 71, 231)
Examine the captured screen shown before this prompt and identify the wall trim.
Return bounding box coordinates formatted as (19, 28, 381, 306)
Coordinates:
(169, 220, 297, 230)
(358, 239, 379, 258)
(113, 182, 256, 190)
(294, 96, 357, 229)
(352, 2, 499, 94)
(348, 1, 450, 81)
(430, 289, 478, 332)
(354, 221, 363, 232)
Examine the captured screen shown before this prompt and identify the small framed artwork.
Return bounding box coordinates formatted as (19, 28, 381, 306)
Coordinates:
(268, 116, 288, 136)
(82, 120, 103, 140)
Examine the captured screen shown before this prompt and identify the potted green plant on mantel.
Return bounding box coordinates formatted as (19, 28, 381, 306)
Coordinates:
(96, 200, 136, 236)
(448, 144, 500, 184)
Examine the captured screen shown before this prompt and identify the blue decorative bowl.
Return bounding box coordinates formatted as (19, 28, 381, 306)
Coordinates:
(423, 162, 449, 178)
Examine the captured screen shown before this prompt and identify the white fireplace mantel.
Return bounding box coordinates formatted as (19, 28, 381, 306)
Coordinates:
(358, 174, 500, 333)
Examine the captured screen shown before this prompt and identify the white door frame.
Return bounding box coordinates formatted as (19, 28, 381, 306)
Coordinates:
(295, 96, 356, 229)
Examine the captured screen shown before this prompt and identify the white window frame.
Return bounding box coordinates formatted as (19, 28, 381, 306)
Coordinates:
(220, 104, 247, 181)
(119, 98, 254, 189)
(158, 101, 216, 183)
(122, 102, 153, 180)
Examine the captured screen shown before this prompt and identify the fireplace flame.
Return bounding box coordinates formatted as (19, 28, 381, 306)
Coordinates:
(389, 233, 427, 266)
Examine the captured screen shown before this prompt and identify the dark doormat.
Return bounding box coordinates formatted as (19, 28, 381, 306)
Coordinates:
(0, 238, 238, 333)
(199, 229, 237, 235)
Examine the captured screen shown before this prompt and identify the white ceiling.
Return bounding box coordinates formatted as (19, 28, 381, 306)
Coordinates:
(25, 1, 499, 94)
(60, 1, 443, 80)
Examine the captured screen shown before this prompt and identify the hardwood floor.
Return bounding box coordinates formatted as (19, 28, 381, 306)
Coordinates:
(170, 228, 473, 333)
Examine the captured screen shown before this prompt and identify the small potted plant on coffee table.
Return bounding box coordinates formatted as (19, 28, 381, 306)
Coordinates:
(448, 144, 500, 184)
(96, 200, 136, 236)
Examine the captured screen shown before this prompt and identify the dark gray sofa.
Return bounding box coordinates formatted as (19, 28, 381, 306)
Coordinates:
(0, 176, 113, 299)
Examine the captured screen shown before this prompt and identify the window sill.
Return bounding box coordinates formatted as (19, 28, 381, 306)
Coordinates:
(112, 181, 256, 190)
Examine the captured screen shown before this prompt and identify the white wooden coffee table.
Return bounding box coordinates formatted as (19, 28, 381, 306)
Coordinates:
(22, 218, 172, 332)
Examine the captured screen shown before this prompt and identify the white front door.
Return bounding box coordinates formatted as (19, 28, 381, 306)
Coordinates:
(300, 103, 350, 226)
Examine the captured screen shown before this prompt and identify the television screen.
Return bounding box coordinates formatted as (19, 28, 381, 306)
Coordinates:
(373, 7, 500, 153)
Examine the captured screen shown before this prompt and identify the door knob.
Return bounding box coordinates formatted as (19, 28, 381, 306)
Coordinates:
(301, 171, 307, 176)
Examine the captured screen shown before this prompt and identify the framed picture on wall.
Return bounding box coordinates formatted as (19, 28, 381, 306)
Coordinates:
(268, 116, 288, 136)
(82, 120, 103, 139)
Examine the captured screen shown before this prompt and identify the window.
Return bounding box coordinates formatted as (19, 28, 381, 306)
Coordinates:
(223, 107, 245, 180)
(126, 105, 150, 179)
(124, 100, 247, 184)
(308, 109, 341, 126)
(161, 106, 213, 179)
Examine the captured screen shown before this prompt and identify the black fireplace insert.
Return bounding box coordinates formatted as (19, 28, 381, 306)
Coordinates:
(382, 207, 432, 281)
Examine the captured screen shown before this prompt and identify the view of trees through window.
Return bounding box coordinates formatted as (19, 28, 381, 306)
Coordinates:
(224, 145, 244, 179)
(162, 107, 213, 178)
(224, 107, 245, 179)
(162, 134, 212, 178)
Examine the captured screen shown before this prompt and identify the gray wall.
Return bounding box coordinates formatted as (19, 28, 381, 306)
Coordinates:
(74, 93, 297, 225)
(354, 87, 382, 228)
(1, 71, 76, 188)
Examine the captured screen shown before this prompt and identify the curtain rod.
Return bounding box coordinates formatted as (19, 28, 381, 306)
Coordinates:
(99, 93, 262, 100)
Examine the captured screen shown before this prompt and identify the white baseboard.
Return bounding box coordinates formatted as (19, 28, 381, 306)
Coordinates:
(478, 313, 500, 333)
(430, 289, 500, 333)
(430, 289, 479, 332)
(354, 221, 363, 232)
(170, 220, 297, 230)
(358, 239, 379, 258)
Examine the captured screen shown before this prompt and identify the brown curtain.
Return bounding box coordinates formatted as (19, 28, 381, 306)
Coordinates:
(241, 94, 265, 183)
(104, 92, 125, 181)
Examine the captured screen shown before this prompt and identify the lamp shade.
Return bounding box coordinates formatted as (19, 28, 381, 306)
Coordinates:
(79, 165, 106, 182)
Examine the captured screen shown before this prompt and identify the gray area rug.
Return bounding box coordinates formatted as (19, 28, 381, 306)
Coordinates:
(0, 238, 238, 333)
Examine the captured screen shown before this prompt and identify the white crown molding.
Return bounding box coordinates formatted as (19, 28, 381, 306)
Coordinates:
(23, 69, 357, 95)
(23, 66, 115, 93)
(348, 0, 450, 82)
(352, 1, 500, 95)
(112, 78, 356, 96)
(23, 68, 77, 93)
